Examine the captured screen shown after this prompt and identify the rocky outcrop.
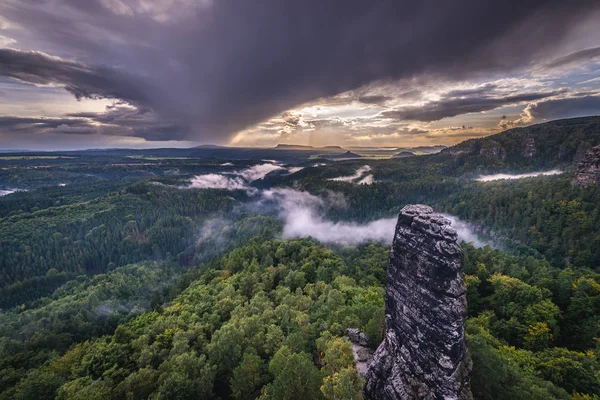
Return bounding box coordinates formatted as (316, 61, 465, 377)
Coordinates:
(348, 328, 374, 378)
(364, 205, 472, 400)
(573, 145, 600, 187)
(478, 141, 506, 160)
(522, 137, 537, 157)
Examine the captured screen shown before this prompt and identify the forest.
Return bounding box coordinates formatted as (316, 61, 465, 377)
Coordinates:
(1, 117, 600, 399)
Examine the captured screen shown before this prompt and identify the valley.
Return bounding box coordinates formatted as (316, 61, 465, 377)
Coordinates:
(1, 117, 600, 399)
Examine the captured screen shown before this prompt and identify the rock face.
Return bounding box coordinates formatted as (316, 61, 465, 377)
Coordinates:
(573, 145, 600, 187)
(522, 137, 537, 157)
(364, 205, 472, 400)
(478, 141, 506, 160)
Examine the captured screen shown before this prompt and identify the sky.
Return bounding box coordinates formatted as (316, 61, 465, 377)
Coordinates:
(1, 0, 600, 150)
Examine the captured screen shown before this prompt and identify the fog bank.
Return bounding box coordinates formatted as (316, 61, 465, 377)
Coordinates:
(260, 188, 395, 245)
(188, 162, 292, 192)
(329, 165, 374, 184)
(441, 214, 493, 248)
(189, 174, 249, 191)
(0, 188, 26, 196)
(475, 170, 562, 182)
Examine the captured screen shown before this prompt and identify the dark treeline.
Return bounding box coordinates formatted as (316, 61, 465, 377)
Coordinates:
(0, 181, 251, 309)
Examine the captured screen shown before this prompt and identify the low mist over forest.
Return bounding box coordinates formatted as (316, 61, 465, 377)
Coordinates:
(0, 117, 599, 399)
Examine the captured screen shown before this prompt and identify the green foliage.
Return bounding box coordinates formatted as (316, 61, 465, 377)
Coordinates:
(3, 130, 600, 399)
(261, 346, 323, 400)
(441, 177, 600, 269)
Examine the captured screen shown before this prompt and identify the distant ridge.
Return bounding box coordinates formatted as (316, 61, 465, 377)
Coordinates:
(442, 115, 600, 169)
(274, 144, 315, 150)
(274, 144, 346, 152)
(318, 150, 362, 159)
(194, 144, 227, 149)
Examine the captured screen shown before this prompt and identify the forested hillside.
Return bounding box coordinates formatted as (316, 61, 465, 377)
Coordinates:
(1, 117, 600, 399)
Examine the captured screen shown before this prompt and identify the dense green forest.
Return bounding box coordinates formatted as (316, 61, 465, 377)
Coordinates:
(1, 117, 600, 399)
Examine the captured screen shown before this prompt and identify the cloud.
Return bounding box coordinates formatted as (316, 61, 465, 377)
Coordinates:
(0, 105, 191, 139)
(0, 49, 152, 103)
(189, 174, 249, 191)
(358, 95, 392, 105)
(0, 116, 98, 134)
(526, 95, 600, 120)
(329, 165, 372, 183)
(237, 163, 285, 181)
(500, 95, 600, 128)
(475, 170, 563, 182)
(259, 189, 490, 247)
(543, 46, 600, 69)
(187, 162, 289, 192)
(382, 90, 564, 122)
(356, 174, 374, 185)
(1, 0, 599, 142)
(0, 188, 27, 197)
(281, 111, 301, 127)
(261, 188, 396, 245)
(441, 214, 493, 248)
(0, 35, 16, 47)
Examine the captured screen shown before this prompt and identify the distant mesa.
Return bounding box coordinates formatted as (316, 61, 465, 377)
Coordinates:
(319, 150, 362, 159)
(321, 145, 345, 151)
(393, 151, 415, 158)
(194, 144, 227, 149)
(274, 144, 346, 152)
(274, 144, 315, 150)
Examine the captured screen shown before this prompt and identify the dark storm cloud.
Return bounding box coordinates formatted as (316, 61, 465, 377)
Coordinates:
(67, 106, 192, 140)
(0, 116, 96, 134)
(0, 49, 152, 104)
(382, 90, 564, 122)
(543, 46, 600, 69)
(0, 106, 190, 139)
(1, 0, 599, 142)
(526, 95, 600, 120)
(357, 95, 393, 105)
(444, 84, 498, 98)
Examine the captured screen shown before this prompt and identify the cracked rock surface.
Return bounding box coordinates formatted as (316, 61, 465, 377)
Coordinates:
(364, 205, 472, 400)
(573, 145, 600, 187)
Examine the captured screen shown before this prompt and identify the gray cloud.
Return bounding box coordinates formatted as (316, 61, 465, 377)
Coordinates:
(0, 105, 191, 139)
(382, 90, 564, 122)
(1, 0, 599, 142)
(281, 111, 301, 127)
(358, 95, 392, 105)
(444, 84, 498, 98)
(0, 116, 97, 134)
(526, 95, 600, 120)
(0, 49, 152, 103)
(543, 46, 600, 69)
